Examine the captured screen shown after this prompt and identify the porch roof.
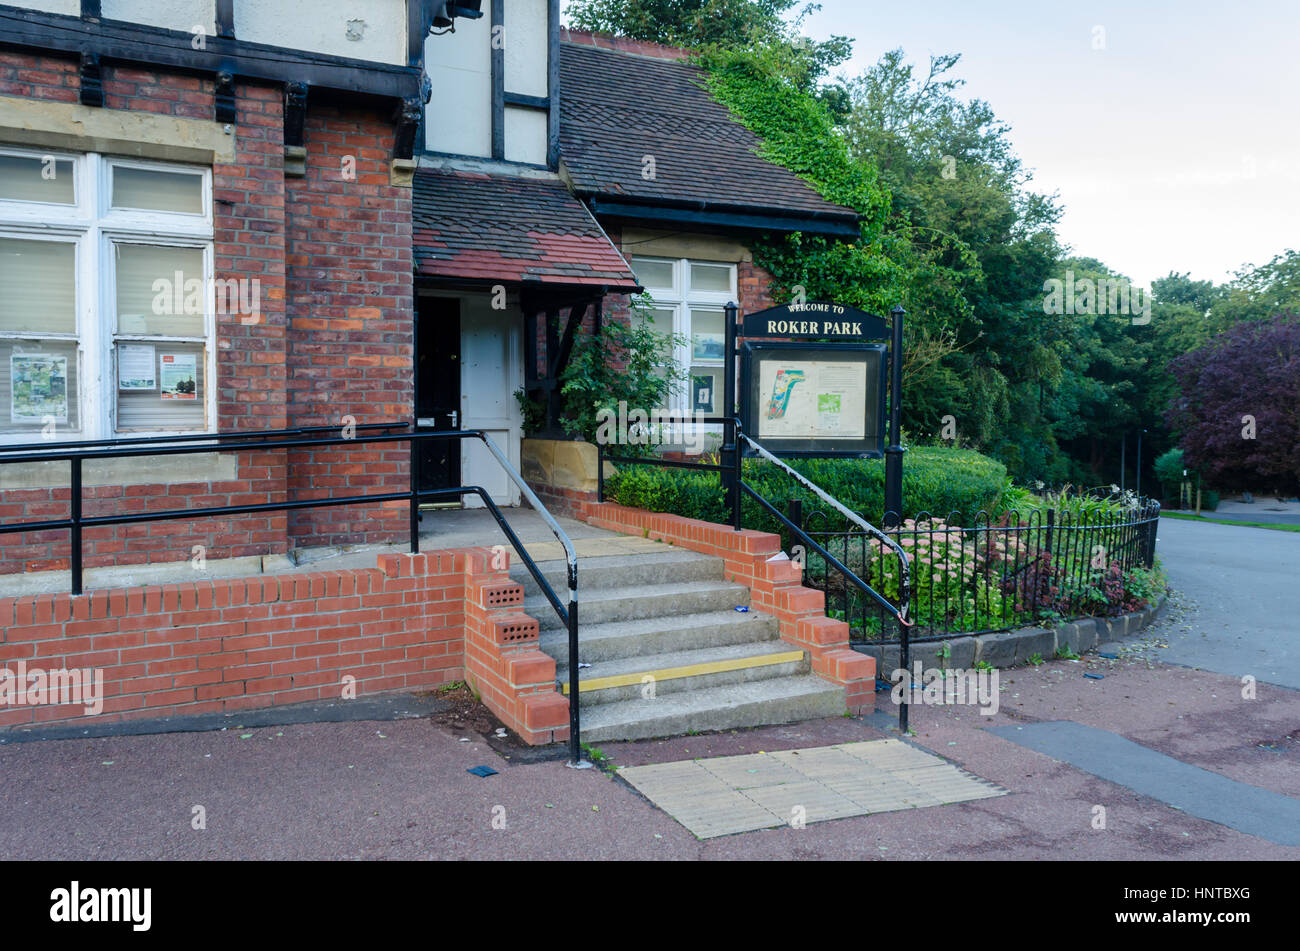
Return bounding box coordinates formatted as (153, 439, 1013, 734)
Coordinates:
(412, 168, 640, 291)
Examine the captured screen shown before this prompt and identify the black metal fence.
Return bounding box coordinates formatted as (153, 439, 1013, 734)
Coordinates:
(788, 500, 1160, 644)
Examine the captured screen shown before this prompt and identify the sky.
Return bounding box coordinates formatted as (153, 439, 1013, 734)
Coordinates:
(798, 0, 1300, 290)
(564, 1, 1300, 291)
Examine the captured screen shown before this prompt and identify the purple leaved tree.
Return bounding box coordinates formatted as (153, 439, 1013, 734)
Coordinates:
(1165, 313, 1300, 495)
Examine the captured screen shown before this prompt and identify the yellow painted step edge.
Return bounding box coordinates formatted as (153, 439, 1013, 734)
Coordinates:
(562, 650, 807, 695)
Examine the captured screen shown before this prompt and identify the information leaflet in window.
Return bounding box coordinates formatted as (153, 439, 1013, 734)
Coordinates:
(159, 352, 197, 400)
(117, 344, 156, 391)
(10, 353, 68, 423)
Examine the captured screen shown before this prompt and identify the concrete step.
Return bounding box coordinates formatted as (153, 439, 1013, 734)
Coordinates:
(525, 579, 751, 631)
(538, 608, 779, 664)
(509, 549, 723, 598)
(557, 641, 810, 706)
(577, 674, 847, 743)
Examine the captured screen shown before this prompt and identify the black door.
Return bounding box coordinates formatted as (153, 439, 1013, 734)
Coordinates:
(415, 296, 461, 494)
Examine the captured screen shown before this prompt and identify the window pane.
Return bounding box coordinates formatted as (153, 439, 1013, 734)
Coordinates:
(631, 305, 674, 339)
(690, 309, 725, 362)
(0, 153, 75, 204)
(0, 339, 79, 433)
(690, 263, 732, 293)
(112, 165, 204, 215)
(115, 243, 205, 337)
(116, 343, 206, 431)
(631, 258, 674, 291)
(0, 238, 76, 334)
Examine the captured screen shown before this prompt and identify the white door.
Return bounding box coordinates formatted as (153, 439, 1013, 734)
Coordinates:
(460, 295, 522, 507)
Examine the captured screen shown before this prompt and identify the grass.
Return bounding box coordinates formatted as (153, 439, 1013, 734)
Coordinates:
(581, 742, 617, 774)
(1161, 512, 1300, 533)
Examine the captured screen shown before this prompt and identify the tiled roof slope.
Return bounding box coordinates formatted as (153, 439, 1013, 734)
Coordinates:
(558, 38, 859, 224)
(412, 167, 639, 289)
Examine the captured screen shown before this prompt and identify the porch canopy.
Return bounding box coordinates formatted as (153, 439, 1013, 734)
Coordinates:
(412, 167, 641, 435)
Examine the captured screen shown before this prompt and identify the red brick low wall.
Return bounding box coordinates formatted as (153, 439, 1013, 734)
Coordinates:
(580, 502, 877, 713)
(0, 548, 569, 740)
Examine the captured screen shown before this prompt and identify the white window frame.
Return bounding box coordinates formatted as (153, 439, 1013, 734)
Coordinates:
(630, 255, 737, 416)
(0, 147, 214, 445)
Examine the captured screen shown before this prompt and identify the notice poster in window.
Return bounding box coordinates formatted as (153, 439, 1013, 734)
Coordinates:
(117, 343, 156, 391)
(159, 352, 197, 400)
(10, 353, 68, 423)
(692, 373, 715, 412)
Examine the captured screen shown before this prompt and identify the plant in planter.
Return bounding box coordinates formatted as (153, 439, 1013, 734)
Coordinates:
(558, 300, 687, 449)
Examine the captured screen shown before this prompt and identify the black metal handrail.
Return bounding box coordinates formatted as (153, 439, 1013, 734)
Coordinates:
(0, 424, 586, 765)
(596, 417, 916, 730)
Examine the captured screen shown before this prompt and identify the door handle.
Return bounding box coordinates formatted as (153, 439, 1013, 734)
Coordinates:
(449, 410, 459, 428)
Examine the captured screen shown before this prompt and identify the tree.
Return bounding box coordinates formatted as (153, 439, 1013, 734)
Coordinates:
(1165, 314, 1300, 495)
(566, 0, 853, 106)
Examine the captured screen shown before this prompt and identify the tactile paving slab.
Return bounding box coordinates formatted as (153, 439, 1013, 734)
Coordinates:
(618, 739, 1006, 839)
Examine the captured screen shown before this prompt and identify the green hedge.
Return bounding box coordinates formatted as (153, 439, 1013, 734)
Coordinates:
(604, 447, 1009, 529)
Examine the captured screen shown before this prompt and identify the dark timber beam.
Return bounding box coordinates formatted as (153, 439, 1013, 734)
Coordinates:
(78, 51, 102, 107)
(546, 0, 559, 169)
(216, 0, 234, 39)
(214, 70, 236, 124)
(490, 0, 504, 161)
(0, 6, 422, 101)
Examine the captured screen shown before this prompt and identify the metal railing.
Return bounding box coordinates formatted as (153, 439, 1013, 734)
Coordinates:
(0, 424, 585, 764)
(796, 501, 1161, 644)
(598, 417, 917, 729)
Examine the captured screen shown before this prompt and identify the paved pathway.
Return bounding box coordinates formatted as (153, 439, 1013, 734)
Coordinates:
(1151, 516, 1299, 689)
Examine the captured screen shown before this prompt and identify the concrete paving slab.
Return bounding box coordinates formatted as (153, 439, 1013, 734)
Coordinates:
(740, 780, 862, 823)
(617, 739, 1006, 839)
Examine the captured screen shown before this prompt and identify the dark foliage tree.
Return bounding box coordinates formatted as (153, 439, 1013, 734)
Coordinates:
(1165, 314, 1300, 495)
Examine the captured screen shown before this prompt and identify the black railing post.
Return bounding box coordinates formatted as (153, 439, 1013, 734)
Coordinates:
(884, 305, 906, 525)
(567, 562, 581, 765)
(409, 434, 420, 554)
(731, 418, 743, 531)
(723, 301, 739, 530)
(70, 456, 82, 596)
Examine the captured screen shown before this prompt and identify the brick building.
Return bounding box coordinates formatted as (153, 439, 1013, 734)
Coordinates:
(0, 4, 872, 739)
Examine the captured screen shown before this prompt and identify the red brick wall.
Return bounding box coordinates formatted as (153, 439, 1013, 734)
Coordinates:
(284, 102, 414, 549)
(0, 54, 410, 576)
(0, 550, 466, 729)
(0, 547, 571, 742)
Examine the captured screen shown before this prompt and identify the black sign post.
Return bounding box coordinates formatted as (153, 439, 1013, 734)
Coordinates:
(884, 305, 905, 527)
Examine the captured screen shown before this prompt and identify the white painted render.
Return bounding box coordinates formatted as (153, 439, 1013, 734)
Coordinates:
(503, 0, 549, 98)
(234, 0, 407, 65)
(503, 104, 546, 165)
(17, 0, 80, 16)
(424, 12, 492, 157)
(102, 0, 216, 36)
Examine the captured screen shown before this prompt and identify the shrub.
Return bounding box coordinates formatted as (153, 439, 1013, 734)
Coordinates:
(604, 445, 1008, 527)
